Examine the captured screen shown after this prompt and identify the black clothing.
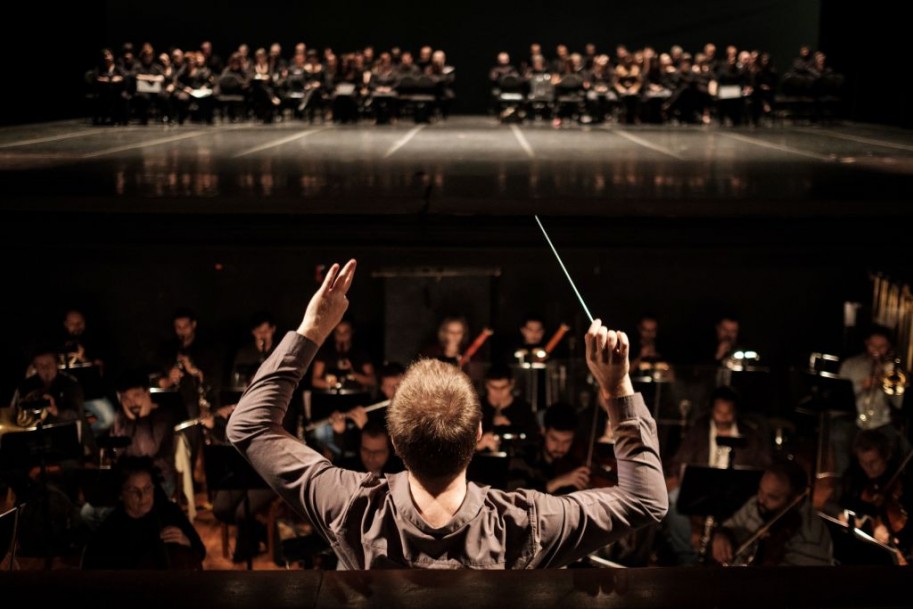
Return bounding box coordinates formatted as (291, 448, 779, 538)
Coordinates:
(82, 498, 205, 569)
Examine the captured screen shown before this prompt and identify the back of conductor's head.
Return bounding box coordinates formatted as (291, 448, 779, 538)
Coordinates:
(386, 359, 481, 488)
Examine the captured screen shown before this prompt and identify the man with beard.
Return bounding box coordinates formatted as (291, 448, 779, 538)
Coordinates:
(711, 460, 832, 566)
(507, 403, 588, 494)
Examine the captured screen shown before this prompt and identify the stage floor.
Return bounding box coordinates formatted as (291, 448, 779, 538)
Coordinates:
(1, 117, 911, 219)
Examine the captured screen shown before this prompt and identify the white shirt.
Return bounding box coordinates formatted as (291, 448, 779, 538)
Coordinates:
(709, 420, 739, 469)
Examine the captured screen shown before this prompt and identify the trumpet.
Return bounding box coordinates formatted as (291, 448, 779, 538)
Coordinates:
(881, 358, 908, 397)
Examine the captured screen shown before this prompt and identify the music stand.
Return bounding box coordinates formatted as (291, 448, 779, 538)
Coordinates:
(677, 465, 764, 521)
(794, 371, 856, 508)
(0, 506, 20, 571)
(817, 512, 899, 566)
(0, 421, 81, 568)
(309, 390, 371, 425)
(468, 452, 509, 489)
(77, 468, 120, 508)
(203, 445, 270, 570)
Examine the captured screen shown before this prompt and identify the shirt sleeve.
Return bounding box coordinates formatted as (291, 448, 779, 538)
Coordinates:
(782, 516, 834, 566)
(528, 393, 669, 567)
(226, 331, 369, 543)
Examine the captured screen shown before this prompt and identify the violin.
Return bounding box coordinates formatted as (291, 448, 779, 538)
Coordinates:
(859, 447, 913, 543)
(726, 488, 809, 567)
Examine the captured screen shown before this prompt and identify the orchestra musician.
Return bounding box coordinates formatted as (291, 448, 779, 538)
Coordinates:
(838, 429, 913, 559)
(507, 403, 588, 494)
(82, 456, 205, 570)
(155, 308, 215, 483)
(231, 312, 279, 389)
(711, 460, 833, 566)
(631, 315, 663, 370)
(11, 346, 85, 428)
(663, 386, 772, 564)
(109, 371, 177, 497)
(421, 316, 469, 366)
(478, 365, 539, 449)
(311, 319, 375, 391)
(838, 325, 906, 437)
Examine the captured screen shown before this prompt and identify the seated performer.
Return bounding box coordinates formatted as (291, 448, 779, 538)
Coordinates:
(228, 259, 667, 569)
(335, 419, 404, 478)
(838, 429, 913, 558)
(663, 386, 772, 564)
(711, 460, 833, 566)
(478, 365, 538, 447)
(12, 346, 85, 428)
(231, 312, 278, 389)
(109, 371, 177, 497)
(508, 403, 588, 494)
(82, 456, 205, 570)
(311, 319, 375, 391)
(421, 316, 468, 366)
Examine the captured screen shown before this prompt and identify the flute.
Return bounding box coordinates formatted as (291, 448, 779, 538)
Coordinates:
(305, 399, 391, 432)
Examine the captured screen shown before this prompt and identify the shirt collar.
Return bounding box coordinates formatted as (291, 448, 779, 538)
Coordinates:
(385, 471, 487, 535)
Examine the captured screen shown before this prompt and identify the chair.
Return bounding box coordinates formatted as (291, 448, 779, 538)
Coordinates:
(527, 74, 555, 120)
(554, 74, 586, 121)
(496, 75, 527, 122)
(397, 75, 438, 123)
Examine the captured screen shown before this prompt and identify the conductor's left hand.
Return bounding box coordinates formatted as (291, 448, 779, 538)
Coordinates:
(297, 260, 357, 345)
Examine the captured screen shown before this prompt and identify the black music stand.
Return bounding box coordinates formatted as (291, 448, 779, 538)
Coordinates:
(0, 506, 20, 571)
(0, 420, 82, 470)
(818, 512, 900, 566)
(677, 465, 764, 521)
(794, 372, 855, 505)
(309, 389, 371, 425)
(203, 445, 270, 570)
(468, 452, 510, 489)
(0, 421, 81, 567)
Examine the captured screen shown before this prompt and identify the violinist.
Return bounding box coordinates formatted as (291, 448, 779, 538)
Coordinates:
(839, 429, 913, 557)
(507, 404, 588, 494)
(712, 460, 833, 566)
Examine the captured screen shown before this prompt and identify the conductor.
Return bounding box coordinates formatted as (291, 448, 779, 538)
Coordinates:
(228, 259, 667, 568)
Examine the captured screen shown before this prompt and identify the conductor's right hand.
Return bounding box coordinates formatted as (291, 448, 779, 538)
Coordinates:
(297, 260, 357, 345)
(584, 319, 634, 400)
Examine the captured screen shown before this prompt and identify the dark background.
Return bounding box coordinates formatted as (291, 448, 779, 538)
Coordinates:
(6, 0, 908, 125)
